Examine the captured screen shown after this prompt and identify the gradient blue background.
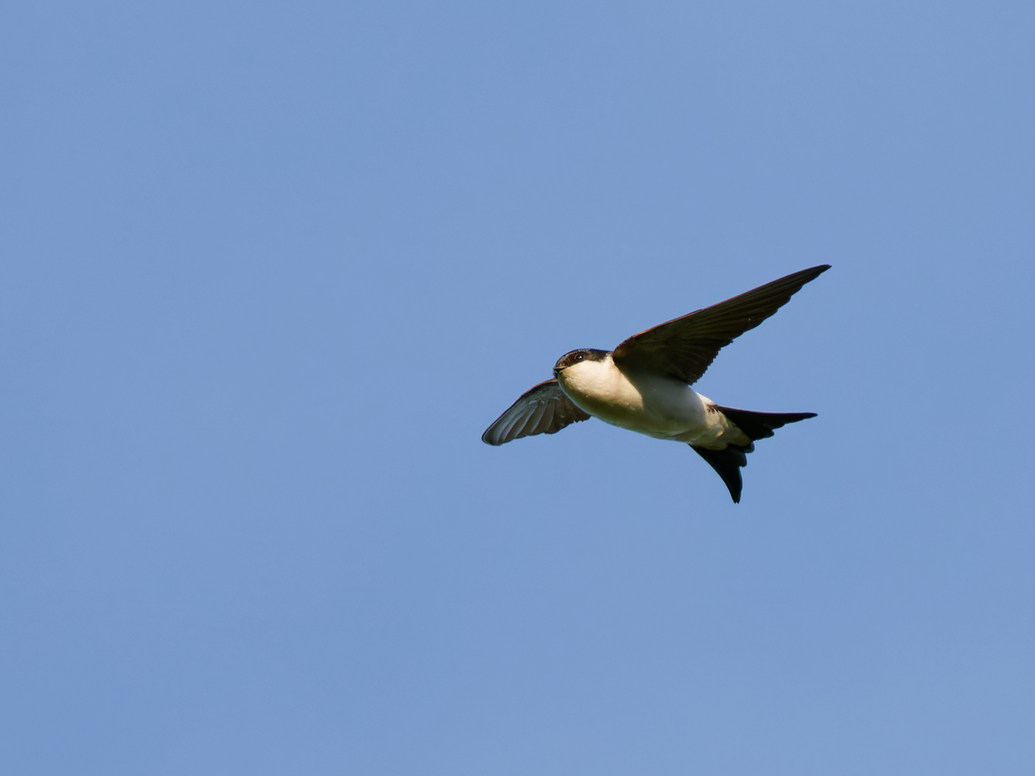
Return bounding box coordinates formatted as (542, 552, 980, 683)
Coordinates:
(2, 2, 1033, 774)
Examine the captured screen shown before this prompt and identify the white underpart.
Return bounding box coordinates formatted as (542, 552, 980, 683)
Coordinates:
(556, 353, 750, 448)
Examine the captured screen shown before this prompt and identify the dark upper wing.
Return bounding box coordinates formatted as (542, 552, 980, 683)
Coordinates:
(612, 265, 830, 385)
(481, 379, 591, 446)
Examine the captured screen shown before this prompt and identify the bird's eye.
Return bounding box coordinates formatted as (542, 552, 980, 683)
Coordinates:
(575, 353, 584, 361)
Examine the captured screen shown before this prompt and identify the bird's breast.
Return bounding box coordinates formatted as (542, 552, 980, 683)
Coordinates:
(557, 355, 710, 441)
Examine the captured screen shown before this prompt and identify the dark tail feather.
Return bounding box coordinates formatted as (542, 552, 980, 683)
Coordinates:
(691, 406, 817, 503)
(692, 444, 751, 503)
(716, 406, 817, 441)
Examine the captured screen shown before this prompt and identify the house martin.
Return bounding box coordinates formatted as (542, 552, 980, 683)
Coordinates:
(481, 265, 830, 502)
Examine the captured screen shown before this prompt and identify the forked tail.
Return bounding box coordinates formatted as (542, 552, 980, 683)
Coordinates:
(691, 406, 817, 503)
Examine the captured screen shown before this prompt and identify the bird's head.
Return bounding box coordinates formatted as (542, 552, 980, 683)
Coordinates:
(552, 349, 610, 378)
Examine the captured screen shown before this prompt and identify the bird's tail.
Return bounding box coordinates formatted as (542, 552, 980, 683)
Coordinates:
(690, 406, 816, 503)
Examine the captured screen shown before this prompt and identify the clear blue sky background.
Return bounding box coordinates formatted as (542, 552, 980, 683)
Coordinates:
(2, 2, 1033, 774)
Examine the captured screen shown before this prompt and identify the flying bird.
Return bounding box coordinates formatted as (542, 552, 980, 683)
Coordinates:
(481, 265, 830, 502)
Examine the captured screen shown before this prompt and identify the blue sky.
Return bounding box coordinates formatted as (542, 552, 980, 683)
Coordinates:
(2, 2, 1034, 774)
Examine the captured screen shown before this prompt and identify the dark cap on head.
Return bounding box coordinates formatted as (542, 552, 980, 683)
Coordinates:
(553, 349, 610, 373)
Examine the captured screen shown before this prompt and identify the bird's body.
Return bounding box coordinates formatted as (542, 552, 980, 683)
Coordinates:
(555, 351, 744, 448)
(481, 265, 830, 502)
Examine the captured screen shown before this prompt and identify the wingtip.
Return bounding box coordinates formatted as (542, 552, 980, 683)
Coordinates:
(798, 264, 831, 279)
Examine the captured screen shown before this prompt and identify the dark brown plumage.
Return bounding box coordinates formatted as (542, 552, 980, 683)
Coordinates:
(613, 265, 830, 385)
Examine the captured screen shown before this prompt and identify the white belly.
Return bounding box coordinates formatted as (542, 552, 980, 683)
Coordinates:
(557, 355, 740, 446)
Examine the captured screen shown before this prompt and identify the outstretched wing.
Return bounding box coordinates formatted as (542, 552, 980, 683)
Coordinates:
(481, 379, 591, 446)
(612, 265, 830, 385)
